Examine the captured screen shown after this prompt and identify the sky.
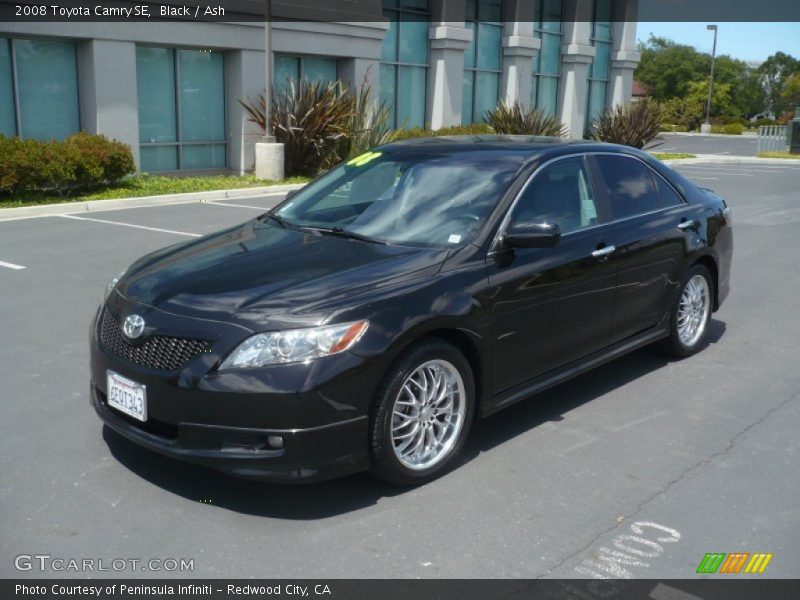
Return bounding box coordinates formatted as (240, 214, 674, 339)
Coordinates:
(635, 22, 800, 64)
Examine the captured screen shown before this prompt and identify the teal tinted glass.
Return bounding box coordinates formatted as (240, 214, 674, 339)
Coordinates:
(401, 0, 428, 10)
(593, 0, 613, 40)
(463, 21, 477, 69)
(15, 39, 79, 140)
(178, 50, 225, 142)
(540, 0, 562, 32)
(0, 38, 14, 136)
(397, 66, 426, 128)
(474, 71, 498, 122)
(381, 14, 398, 62)
(587, 80, 607, 123)
(274, 55, 299, 97)
(140, 146, 178, 172)
(183, 144, 226, 169)
(476, 23, 502, 71)
(380, 64, 397, 126)
(592, 41, 610, 80)
(399, 16, 428, 64)
(539, 32, 561, 74)
(462, 71, 474, 124)
(136, 47, 177, 144)
(302, 57, 337, 85)
(479, 0, 502, 21)
(465, 0, 477, 20)
(538, 76, 559, 115)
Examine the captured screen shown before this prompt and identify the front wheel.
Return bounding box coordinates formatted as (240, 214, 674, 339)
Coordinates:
(661, 264, 714, 358)
(369, 340, 475, 485)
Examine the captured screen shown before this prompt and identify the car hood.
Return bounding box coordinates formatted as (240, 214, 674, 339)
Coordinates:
(116, 219, 449, 331)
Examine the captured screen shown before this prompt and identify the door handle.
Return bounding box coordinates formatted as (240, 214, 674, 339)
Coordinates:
(678, 219, 697, 230)
(591, 245, 616, 259)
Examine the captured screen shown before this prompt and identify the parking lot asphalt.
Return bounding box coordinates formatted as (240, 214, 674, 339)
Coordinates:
(1, 161, 799, 579)
(647, 133, 760, 156)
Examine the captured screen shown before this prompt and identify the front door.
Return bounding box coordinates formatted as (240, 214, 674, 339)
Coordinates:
(486, 155, 617, 395)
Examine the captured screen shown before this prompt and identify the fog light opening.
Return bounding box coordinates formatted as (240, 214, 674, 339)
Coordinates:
(267, 435, 284, 449)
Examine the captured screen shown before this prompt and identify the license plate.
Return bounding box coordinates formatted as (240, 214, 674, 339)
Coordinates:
(106, 370, 147, 422)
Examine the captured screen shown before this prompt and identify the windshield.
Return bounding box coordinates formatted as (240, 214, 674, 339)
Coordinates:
(274, 151, 522, 247)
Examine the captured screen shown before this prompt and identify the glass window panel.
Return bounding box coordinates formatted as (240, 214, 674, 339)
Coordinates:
(399, 16, 428, 64)
(541, 0, 563, 23)
(137, 47, 177, 144)
(594, 0, 612, 28)
(538, 76, 559, 115)
(0, 38, 14, 136)
(380, 64, 397, 127)
(274, 55, 299, 98)
(476, 23, 502, 71)
(381, 0, 397, 7)
(15, 39, 79, 140)
(594, 21, 612, 41)
(302, 57, 337, 86)
(655, 174, 683, 207)
(474, 71, 498, 122)
(397, 66, 426, 128)
(381, 13, 398, 62)
(462, 71, 474, 124)
(539, 32, 561, 75)
(401, 0, 428, 9)
(465, 0, 477, 20)
(178, 50, 225, 143)
(140, 145, 178, 172)
(592, 41, 610, 80)
(530, 76, 538, 109)
(463, 21, 476, 70)
(593, 155, 660, 219)
(587, 80, 607, 124)
(182, 144, 226, 169)
(479, 0, 502, 22)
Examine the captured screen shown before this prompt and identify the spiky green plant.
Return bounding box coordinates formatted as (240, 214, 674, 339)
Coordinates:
(337, 79, 397, 162)
(485, 101, 569, 137)
(239, 80, 353, 176)
(591, 99, 664, 149)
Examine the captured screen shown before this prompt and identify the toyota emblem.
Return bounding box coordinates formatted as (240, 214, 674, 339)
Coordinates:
(122, 314, 146, 339)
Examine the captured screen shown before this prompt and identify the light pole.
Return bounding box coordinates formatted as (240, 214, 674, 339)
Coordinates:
(263, 0, 273, 141)
(701, 24, 718, 134)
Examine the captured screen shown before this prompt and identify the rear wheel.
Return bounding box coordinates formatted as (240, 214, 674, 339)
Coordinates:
(369, 340, 475, 485)
(661, 264, 714, 358)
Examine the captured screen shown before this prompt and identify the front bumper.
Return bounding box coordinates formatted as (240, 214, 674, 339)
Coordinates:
(90, 305, 377, 483)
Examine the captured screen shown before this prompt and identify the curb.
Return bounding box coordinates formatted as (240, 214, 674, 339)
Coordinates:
(0, 183, 306, 222)
(659, 131, 759, 138)
(659, 153, 800, 166)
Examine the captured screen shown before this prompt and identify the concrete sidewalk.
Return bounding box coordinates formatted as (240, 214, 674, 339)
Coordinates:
(660, 153, 800, 166)
(0, 183, 306, 222)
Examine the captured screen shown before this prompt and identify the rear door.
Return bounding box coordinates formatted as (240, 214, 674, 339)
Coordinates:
(587, 154, 692, 344)
(486, 155, 617, 394)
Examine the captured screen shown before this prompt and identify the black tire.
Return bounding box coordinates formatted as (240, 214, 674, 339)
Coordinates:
(660, 264, 715, 358)
(369, 339, 475, 485)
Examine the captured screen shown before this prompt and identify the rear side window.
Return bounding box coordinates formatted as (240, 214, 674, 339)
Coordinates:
(654, 173, 683, 207)
(592, 155, 660, 220)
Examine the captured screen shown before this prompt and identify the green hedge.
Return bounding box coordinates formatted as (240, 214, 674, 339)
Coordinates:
(0, 133, 135, 197)
(710, 123, 745, 135)
(391, 123, 493, 141)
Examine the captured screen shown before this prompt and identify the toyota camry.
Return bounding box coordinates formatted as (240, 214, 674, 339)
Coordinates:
(91, 136, 732, 485)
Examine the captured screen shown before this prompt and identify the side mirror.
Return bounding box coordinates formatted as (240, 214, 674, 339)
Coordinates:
(503, 222, 561, 249)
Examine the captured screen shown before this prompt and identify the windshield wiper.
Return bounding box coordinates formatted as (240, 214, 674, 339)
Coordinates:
(313, 226, 388, 245)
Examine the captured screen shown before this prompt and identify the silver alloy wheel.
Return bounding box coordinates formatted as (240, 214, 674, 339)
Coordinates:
(677, 274, 711, 348)
(390, 359, 466, 471)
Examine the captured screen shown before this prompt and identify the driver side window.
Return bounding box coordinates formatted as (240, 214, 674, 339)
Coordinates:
(510, 156, 599, 235)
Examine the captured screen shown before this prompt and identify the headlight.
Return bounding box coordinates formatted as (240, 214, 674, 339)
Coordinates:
(104, 270, 126, 301)
(219, 321, 369, 369)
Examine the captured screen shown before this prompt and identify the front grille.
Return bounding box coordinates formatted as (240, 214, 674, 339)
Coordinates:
(100, 310, 211, 372)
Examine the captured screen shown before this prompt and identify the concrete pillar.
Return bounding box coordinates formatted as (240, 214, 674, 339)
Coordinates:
(338, 57, 381, 95)
(609, 1, 640, 109)
(558, 0, 595, 139)
(427, 0, 471, 129)
(226, 49, 266, 174)
(500, 0, 538, 109)
(76, 40, 140, 167)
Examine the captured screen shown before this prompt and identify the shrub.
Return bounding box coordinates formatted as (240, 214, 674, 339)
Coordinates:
(753, 117, 778, 128)
(391, 122, 494, 141)
(591, 99, 664, 148)
(723, 122, 745, 135)
(485, 101, 569, 137)
(0, 133, 134, 197)
(336, 80, 396, 162)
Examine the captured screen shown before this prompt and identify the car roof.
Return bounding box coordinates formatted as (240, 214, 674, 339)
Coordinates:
(378, 135, 625, 161)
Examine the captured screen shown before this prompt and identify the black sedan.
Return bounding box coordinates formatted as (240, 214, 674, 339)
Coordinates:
(91, 136, 732, 485)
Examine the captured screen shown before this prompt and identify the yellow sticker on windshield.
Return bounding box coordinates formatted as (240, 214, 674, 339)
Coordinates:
(347, 151, 382, 167)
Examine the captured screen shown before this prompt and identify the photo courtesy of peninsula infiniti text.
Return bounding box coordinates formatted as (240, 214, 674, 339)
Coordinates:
(90, 136, 733, 485)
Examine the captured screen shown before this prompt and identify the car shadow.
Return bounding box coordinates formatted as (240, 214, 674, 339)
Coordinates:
(103, 320, 726, 520)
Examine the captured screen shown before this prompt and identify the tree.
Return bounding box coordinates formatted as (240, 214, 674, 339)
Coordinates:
(780, 73, 800, 114)
(759, 52, 800, 116)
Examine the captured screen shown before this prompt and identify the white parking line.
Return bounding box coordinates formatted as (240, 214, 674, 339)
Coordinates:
(56, 214, 201, 237)
(0, 260, 26, 270)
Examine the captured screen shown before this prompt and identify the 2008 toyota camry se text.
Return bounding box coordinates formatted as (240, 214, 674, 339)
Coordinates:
(90, 136, 732, 485)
